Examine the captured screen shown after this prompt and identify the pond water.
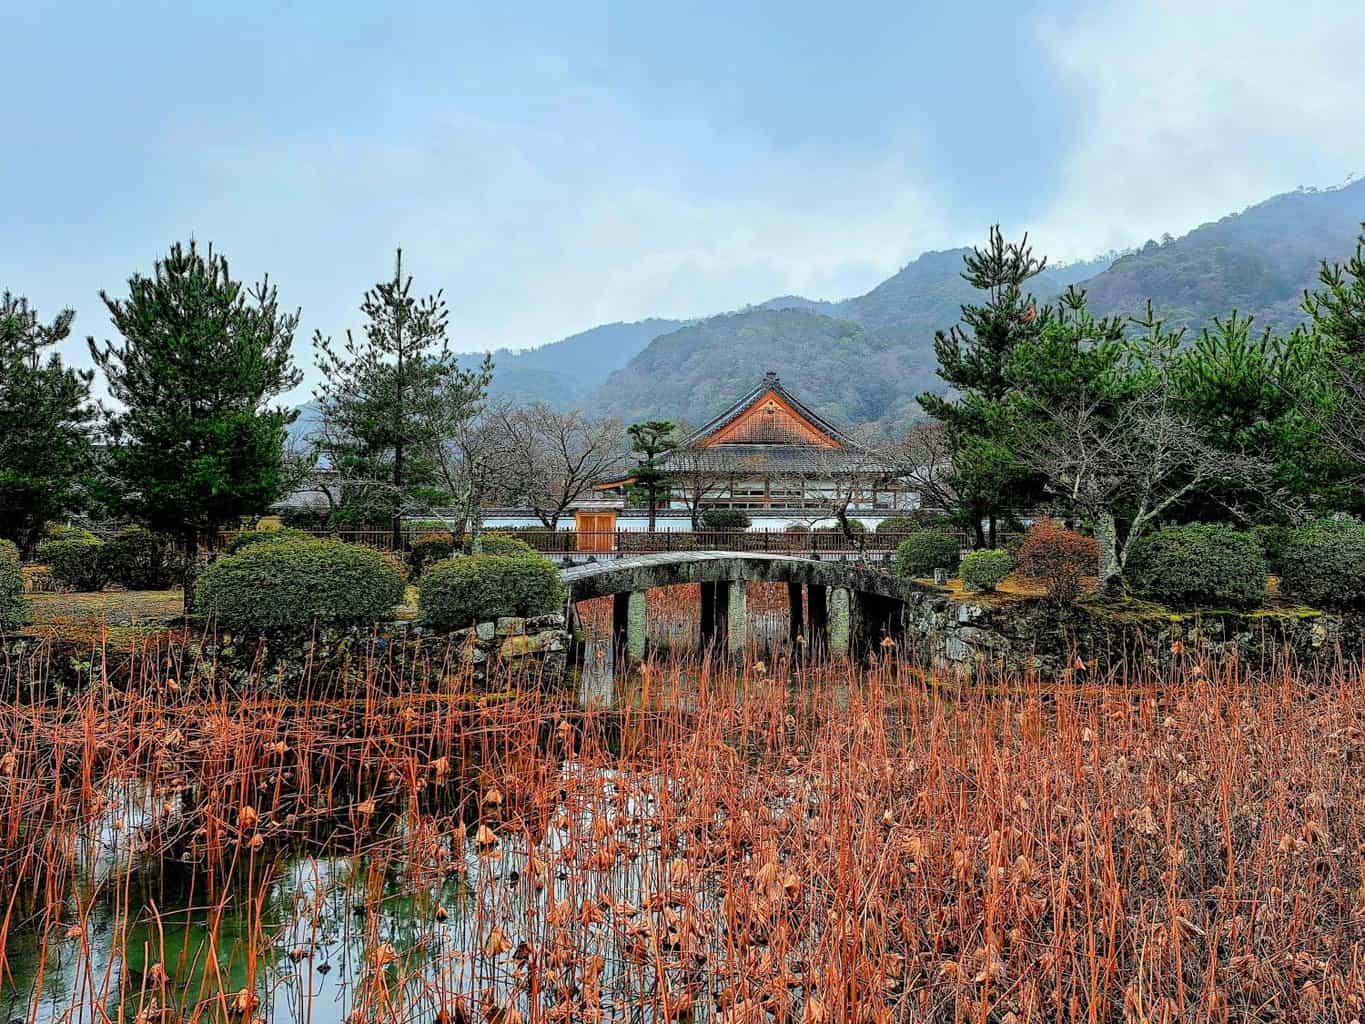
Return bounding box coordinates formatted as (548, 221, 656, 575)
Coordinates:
(2, 761, 695, 1024)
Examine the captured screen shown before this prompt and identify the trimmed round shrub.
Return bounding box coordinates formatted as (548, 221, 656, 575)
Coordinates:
(224, 526, 310, 555)
(37, 536, 106, 591)
(196, 538, 406, 631)
(1017, 519, 1100, 603)
(407, 531, 458, 580)
(0, 539, 19, 563)
(0, 556, 27, 630)
(1126, 524, 1267, 608)
(699, 509, 751, 531)
(1278, 516, 1365, 610)
(893, 531, 961, 579)
(960, 549, 1014, 592)
(469, 533, 539, 558)
(420, 555, 565, 631)
(100, 526, 180, 589)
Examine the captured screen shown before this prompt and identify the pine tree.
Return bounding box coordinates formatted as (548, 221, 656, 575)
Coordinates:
(90, 242, 301, 613)
(626, 421, 676, 531)
(0, 292, 95, 553)
(313, 249, 466, 548)
(918, 227, 1050, 546)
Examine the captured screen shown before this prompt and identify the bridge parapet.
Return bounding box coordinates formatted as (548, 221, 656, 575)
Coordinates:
(563, 551, 929, 664)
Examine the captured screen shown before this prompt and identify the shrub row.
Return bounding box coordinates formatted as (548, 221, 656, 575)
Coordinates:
(1126, 524, 1267, 608)
(1278, 516, 1365, 610)
(36, 527, 182, 591)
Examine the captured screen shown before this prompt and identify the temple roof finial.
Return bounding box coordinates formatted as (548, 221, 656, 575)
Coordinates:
(762, 370, 780, 386)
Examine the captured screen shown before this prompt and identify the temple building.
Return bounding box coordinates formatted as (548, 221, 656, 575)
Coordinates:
(588, 371, 913, 526)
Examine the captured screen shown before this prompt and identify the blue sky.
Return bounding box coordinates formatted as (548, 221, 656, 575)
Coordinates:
(5, 1, 1364, 399)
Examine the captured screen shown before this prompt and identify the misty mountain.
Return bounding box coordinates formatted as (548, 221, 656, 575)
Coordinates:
(592, 180, 1365, 434)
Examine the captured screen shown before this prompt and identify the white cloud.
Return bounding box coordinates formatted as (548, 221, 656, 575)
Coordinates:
(1033, 0, 1365, 258)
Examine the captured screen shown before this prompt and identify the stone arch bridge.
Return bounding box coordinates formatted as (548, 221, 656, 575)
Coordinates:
(562, 552, 923, 663)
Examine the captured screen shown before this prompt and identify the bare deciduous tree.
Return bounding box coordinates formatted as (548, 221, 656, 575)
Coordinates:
(507, 404, 623, 529)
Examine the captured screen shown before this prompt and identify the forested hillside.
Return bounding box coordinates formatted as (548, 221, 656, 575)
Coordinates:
(594, 181, 1365, 433)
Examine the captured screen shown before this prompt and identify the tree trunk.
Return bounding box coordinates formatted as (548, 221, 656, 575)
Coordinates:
(647, 487, 658, 532)
(181, 530, 199, 618)
(1094, 509, 1122, 595)
(987, 513, 998, 550)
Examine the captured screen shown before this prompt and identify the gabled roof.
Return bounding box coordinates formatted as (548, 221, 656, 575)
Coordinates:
(679, 371, 860, 449)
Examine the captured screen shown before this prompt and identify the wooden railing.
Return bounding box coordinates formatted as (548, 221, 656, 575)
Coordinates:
(218, 528, 974, 559)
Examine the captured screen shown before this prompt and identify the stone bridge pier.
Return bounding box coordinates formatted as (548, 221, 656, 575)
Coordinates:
(566, 552, 924, 668)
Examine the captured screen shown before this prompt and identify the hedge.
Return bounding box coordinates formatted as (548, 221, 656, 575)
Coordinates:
(196, 538, 406, 631)
(960, 549, 1014, 592)
(100, 526, 180, 590)
(893, 532, 961, 579)
(1125, 524, 1266, 608)
(407, 532, 458, 580)
(37, 536, 106, 592)
(420, 554, 565, 631)
(0, 539, 18, 563)
(224, 526, 311, 555)
(874, 516, 920, 535)
(0, 556, 26, 630)
(1278, 516, 1365, 610)
(1016, 519, 1099, 602)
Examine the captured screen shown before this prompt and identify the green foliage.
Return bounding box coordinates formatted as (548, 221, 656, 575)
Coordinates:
(893, 532, 961, 579)
(699, 509, 751, 530)
(626, 420, 676, 528)
(0, 539, 19, 563)
(37, 536, 106, 592)
(0, 556, 26, 630)
(1125, 524, 1267, 608)
(89, 241, 301, 568)
(1278, 517, 1365, 610)
(918, 227, 1055, 542)
(196, 539, 405, 632)
(816, 519, 867, 534)
(1252, 523, 1295, 576)
(223, 527, 310, 555)
(407, 532, 458, 580)
(419, 555, 565, 631)
(0, 291, 96, 552)
(470, 533, 539, 557)
(99, 526, 180, 590)
(874, 516, 919, 534)
(45, 523, 97, 543)
(312, 249, 492, 542)
(960, 549, 1014, 592)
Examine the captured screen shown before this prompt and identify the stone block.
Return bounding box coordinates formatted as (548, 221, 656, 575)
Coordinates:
(475, 621, 496, 641)
(495, 617, 525, 637)
(500, 633, 546, 657)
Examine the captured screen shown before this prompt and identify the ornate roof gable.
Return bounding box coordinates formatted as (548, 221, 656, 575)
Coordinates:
(684, 371, 851, 449)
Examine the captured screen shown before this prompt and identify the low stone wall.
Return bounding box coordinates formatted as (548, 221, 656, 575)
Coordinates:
(1, 614, 573, 694)
(898, 590, 1362, 677)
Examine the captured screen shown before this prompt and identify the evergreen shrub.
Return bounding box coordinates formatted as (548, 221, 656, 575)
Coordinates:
(1126, 524, 1266, 608)
(37, 536, 106, 591)
(100, 526, 180, 589)
(960, 549, 1014, 592)
(407, 532, 458, 580)
(1278, 516, 1365, 610)
(420, 555, 565, 631)
(893, 532, 961, 578)
(0, 556, 26, 630)
(196, 538, 405, 631)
